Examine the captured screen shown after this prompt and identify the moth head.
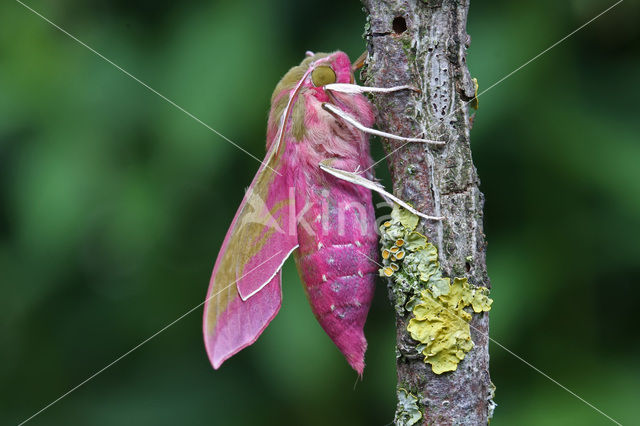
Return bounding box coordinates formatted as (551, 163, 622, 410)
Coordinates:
(305, 51, 355, 99)
(312, 52, 353, 83)
(270, 51, 355, 104)
(267, 51, 356, 141)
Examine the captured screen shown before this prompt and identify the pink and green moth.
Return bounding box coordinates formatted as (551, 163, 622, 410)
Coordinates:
(202, 51, 442, 374)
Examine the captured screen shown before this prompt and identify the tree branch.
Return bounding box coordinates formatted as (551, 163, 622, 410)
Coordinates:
(361, 1, 493, 423)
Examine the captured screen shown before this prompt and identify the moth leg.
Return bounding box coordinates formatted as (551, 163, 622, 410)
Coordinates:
(325, 83, 420, 95)
(319, 162, 444, 221)
(322, 103, 444, 145)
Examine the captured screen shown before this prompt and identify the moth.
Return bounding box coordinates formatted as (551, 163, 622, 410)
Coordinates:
(203, 51, 442, 374)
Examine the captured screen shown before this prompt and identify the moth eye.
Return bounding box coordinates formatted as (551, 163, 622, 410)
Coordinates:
(311, 66, 337, 87)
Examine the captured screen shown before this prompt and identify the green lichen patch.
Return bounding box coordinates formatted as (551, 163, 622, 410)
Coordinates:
(379, 206, 492, 374)
(379, 206, 456, 313)
(394, 388, 422, 426)
(379, 208, 440, 313)
(392, 204, 419, 230)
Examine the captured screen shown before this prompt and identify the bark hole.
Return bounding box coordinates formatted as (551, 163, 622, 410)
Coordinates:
(392, 17, 407, 34)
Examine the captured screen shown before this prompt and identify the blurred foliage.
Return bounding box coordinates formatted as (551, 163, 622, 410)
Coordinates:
(1, 0, 639, 425)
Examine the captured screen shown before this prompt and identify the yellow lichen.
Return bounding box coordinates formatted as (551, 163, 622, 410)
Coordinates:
(379, 206, 493, 374)
(407, 277, 492, 374)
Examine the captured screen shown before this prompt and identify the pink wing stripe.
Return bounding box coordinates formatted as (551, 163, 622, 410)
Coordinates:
(205, 272, 282, 369)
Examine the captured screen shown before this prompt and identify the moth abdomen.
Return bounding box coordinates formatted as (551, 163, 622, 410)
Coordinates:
(296, 242, 376, 284)
(294, 236, 377, 373)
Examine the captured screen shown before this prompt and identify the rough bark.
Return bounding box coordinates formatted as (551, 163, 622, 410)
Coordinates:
(361, 1, 492, 424)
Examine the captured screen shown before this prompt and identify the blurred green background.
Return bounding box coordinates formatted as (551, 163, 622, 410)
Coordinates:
(1, 0, 639, 425)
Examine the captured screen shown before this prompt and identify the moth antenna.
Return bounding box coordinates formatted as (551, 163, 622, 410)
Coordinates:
(352, 50, 368, 71)
(322, 103, 445, 146)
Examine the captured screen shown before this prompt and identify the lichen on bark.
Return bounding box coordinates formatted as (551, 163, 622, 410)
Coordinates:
(379, 206, 492, 374)
(360, 0, 493, 423)
(395, 388, 422, 426)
